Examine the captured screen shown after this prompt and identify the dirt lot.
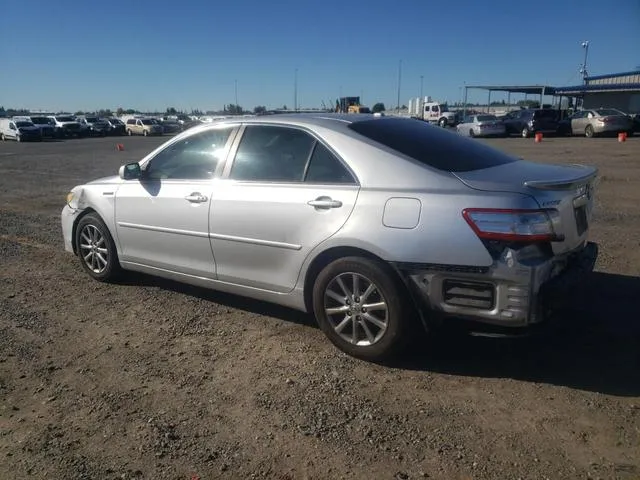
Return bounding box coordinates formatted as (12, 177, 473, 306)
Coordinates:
(1, 134, 639, 480)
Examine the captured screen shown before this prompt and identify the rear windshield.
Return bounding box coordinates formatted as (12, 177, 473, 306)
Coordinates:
(595, 109, 624, 116)
(348, 118, 517, 172)
(532, 109, 558, 119)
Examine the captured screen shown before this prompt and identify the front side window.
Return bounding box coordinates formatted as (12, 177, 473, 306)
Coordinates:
(229, 125, 315, 182)
(144, 128, 233, 180)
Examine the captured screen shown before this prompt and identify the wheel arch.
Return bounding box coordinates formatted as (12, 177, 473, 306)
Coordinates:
(71, 207, 100, 255)
(302, 246, 404, 315)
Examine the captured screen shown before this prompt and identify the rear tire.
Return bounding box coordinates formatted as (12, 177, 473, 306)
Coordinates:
(75, 213, 122, 283)
(469, 129, 475, 137)
(312, 256, 413, 362)
(585, 125, 594, 138)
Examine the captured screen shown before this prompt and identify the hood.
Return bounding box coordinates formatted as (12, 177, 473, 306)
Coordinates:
(86, 175, 123, 186)
(19, 126, 40, 132)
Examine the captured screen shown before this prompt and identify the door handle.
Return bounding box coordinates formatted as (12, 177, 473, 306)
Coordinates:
(307, 196, 342, 209)
(185, 192, 208, 203)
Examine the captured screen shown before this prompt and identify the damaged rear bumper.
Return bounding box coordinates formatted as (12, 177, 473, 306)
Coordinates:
(392, 241, 599, 334)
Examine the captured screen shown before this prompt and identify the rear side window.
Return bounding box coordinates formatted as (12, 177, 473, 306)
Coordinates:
(348, 118, 517, 172)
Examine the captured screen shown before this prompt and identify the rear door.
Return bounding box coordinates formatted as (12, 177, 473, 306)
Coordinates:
(209, 124, 359, 293)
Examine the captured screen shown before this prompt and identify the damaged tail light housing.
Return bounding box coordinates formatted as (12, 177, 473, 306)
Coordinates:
(462, 208, 559, 242)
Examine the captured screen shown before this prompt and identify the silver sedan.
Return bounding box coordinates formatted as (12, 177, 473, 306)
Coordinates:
(456, 114, 507, 137)
(61, 115, 598, 361)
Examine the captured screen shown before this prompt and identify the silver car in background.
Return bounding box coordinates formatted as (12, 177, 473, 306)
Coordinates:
(563, 108, 634, 137)
(61, 114, 598, 361)
(456, 114, 506, 138)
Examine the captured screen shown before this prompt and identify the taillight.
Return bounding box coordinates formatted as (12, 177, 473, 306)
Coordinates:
(462, 208, 558, 242)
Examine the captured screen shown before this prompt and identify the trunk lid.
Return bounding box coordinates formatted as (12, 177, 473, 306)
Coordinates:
(453, 160, 598, 254)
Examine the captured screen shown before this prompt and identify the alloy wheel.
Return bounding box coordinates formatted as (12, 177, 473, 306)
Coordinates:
(324, 272, 388, 346)
(79, 224, 109, 274)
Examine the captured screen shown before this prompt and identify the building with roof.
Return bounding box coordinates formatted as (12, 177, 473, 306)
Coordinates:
(554, 70, 640, 114)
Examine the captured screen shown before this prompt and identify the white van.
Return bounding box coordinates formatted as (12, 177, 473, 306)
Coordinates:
(0, 118, 43, 142)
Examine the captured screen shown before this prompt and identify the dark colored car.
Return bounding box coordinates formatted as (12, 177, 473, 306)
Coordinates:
(501, 109, 560, 138)
(29, 116, 56, 139)
(103, 117, 126, 136)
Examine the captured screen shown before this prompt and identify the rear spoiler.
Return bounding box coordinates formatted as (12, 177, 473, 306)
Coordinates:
(523, 164, 598, 190)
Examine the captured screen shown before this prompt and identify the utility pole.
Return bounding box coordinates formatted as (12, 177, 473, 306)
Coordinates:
(396, 59, 402, 115)
(580, 41, 590, 84)
(294, 68, 298, 112)
(420, 75, 424, 120)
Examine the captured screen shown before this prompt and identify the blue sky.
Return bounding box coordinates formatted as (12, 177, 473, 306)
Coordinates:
(1, 0, 639, 112)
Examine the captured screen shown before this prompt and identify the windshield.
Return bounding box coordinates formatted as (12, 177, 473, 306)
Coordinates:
(440, 104, 449, 112)
(141, 119, 155, 125)
(56, 116, 75, 122)
(16, 121, 34, 128)
(85, 117, 99, 122)
(595, 109, 625, 116)
(476, 115, 497, 122)
(30, 117, 51, 124)
(348, 118, 517, 172)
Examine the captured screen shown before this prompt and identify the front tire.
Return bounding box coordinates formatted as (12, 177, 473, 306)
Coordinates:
(312, 256, 412, 362)
(439, 118, 447, 128)
(75, 213, 121, 282)
(521, 127, 530, 138)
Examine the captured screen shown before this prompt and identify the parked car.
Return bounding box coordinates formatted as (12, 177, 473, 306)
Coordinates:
(102, 117, 126, 136)
(456, 114, 506, 138)
(48, 115, 83, 138)
(158, 119, 182, 134)
(125, 117, 164, 136)
(76, 116, 110, 137)
(557, 108, 634, 138)
(501, 109, 560, 138)
(60, 114, 598, 361)
(28, 116, 56, 139)
(0, 118, 42, 142)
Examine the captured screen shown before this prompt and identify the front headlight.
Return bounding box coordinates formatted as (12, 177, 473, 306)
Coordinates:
(66, 191, 75, 204)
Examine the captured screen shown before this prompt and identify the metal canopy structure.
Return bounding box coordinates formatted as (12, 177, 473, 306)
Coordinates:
(462, 84, 557, 116)
(554, 83, 640, 96)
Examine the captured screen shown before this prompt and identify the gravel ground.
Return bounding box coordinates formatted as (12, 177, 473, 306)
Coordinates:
(1, 134, 639, 480)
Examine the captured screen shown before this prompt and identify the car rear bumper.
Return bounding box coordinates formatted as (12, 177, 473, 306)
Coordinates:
(393, 241, 598, 331)
(593, 124, 632, 134)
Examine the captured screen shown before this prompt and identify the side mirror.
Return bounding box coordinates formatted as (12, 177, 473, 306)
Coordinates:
(119, 162, 142, 180)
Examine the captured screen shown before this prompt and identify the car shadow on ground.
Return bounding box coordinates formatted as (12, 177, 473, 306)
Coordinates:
(392, 271, 640, 397)
(121, 271, 639, 397)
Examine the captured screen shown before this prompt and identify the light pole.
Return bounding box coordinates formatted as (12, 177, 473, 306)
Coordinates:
(580, 41, 590, 84)
(396, 59, 402, 115)
(294, 68, 298, 112)
(420, 75, 424, 120)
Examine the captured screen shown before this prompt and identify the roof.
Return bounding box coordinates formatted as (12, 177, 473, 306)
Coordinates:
(464, 85, 556, 95)
(554, 83, 640, 95)
(586, 70, 640, 81)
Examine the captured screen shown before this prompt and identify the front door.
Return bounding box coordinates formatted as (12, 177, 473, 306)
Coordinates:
(115, 126, 237, 278)
(210, 124, 359, 293)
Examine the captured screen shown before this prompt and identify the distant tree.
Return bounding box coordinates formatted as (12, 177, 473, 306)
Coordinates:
(225, 104, 243, 115)
(116, 107, 124, 116)
(166, 107, 177, 115)
(517, 100, 539, 108)
(125, 109, 137, 114)
(282, 105, 288, 110)
(191, 109, 203, 116)
(401, 105, 407, 109)
(75, 111, 84, 115)
(97, 109, 112, 117)
(372, 102, 386, 113)
(253, 105, 267, 114)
